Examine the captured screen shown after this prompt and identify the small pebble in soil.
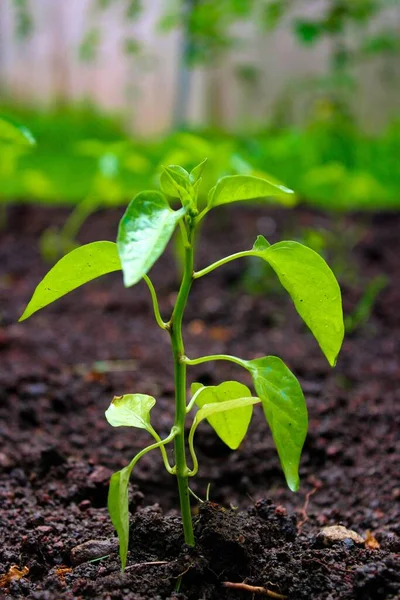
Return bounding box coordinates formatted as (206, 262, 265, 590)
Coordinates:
(36, 525, 53, 534)
(70, 539, 119, 565)
(78, 499, 91, 512)
(315, 525, 365, 547)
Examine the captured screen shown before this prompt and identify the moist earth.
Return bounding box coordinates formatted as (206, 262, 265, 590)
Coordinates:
(0, 204, 399, 599)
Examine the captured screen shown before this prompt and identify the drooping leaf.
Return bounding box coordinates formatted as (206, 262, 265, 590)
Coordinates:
(208, 175, 295, 208)
(108, 465, 132, 571)
(108, 431, 174, 571)
(19, 241, 121, 321)
(252, 240, 344, 366)
(244, 356, 307, 492)
(105, 394, 155, 430)
(117, 191, 186, 287)
(192, 381, 253, 449)
(0, 116, 36, 147)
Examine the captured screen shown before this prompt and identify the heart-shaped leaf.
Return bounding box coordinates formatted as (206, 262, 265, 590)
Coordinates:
(244, 356, 307, 492)
(208, 175, 295, 208)
(192, 381, 254, 449)
(117, 191, 186, 287)
(252, 238, 344, 366)
(189, 394, 260, 451)
(19, 241, 121, 321)
(105, 394, 155, 431)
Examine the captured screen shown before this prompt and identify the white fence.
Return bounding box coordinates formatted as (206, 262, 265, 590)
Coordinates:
(0, 0, 398, 135)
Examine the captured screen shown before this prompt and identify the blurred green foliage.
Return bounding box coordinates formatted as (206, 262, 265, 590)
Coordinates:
(1, 102, 399, 211)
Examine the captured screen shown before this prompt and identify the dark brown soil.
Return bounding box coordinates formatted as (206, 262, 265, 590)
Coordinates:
(0, 204, 399, 599)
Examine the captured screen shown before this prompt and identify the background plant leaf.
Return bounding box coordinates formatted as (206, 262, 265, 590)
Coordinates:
(117, 191, 186, 287)
(245, 356, 307, 492)
(0, 116, 35, 146)
(19, 241, 121, 321)
(192, 381, 253, 449)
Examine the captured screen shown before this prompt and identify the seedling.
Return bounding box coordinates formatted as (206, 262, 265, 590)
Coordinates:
(20, 162, 344, 570)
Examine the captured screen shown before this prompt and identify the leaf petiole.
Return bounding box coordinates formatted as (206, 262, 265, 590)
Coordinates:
(193, 251, 254, 279)
(179, 219, 190, 247)
(182, 354, 248, 369)
(147, 425, 176, 474)
(143, 274, 169, 330)
(187, 396, 260, 477)
(195, 206, 210, 224)
(126, 426, 178, 476)
(186, 385, 206, 413)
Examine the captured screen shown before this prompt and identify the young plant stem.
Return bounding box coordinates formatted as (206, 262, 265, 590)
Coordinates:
(169, 219, 195, 546)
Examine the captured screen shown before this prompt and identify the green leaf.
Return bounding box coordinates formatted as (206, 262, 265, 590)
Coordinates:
(244, 356, 307, 492)
(117, 191, 186, 287)
(108, 430, 176, 571)
(0, 116, 36, 147)
(19, 241, 121, 321)
(190, 158, 208, 183)
(105, 394, 155, 430)
(108, 465, 131, 571)
(253, 241, 344, 366)
(106, 392, 157, 571)
(191, 395, 260, 440)
(160, 165, 191, 198)
(208, 175, 295, 209)
(252, 234, 270, 251)
(160, 165, 195, 210)
(192, 381, 254, 449)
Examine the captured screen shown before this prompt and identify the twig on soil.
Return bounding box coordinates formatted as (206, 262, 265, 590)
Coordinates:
(125, 561, 169, 571)
(223, 581, 287, 599)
